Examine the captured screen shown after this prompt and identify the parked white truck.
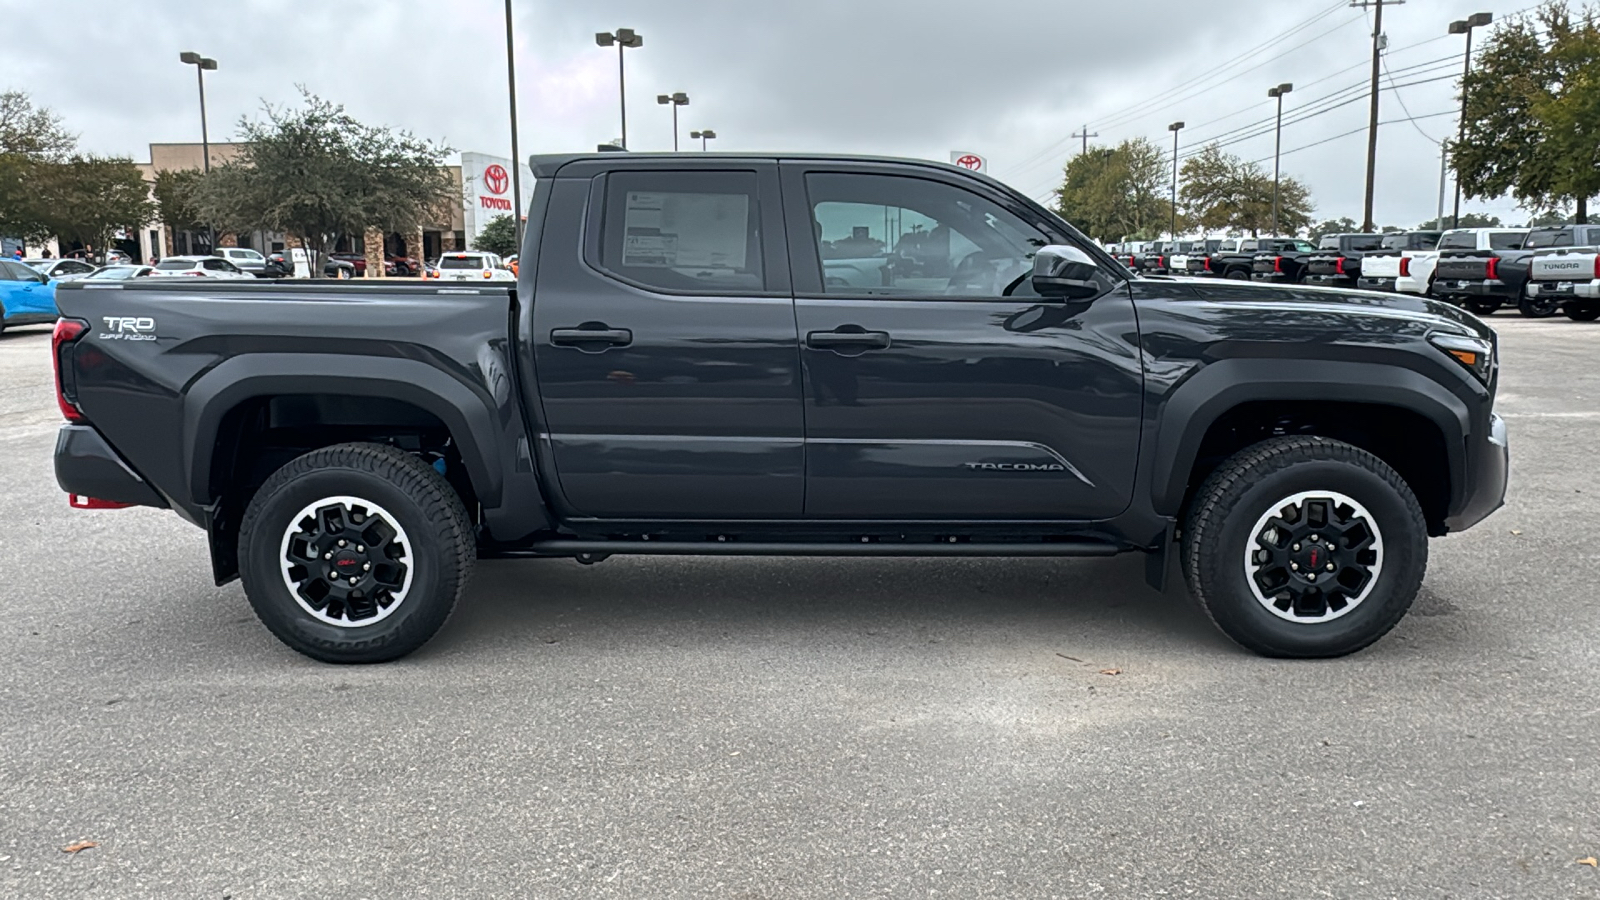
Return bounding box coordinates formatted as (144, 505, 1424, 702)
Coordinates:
(1358, 228, 1527, 297)
(1524, 224, 1600, 322)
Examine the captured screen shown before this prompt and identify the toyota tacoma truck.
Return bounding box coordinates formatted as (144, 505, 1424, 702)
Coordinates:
(1522, 225, 1600, 322)
(50, 152, 1510, 664)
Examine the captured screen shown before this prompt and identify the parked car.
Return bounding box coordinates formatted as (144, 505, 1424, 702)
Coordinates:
(216, 247, 270, 277)
(1185, 238, 1240, 276)
(1136, 240, 1175, 274)
(84, 265, 155, 281)
(1248, 238, 1321, 284)
(150, 256, 256, 279)
(1432, 226, 1596, 317)
(1360, 228, 1526, 297)
(1348, 231, 1444, 293)
(428, 251, 515, 282)
(1199, 238, 1292, 280)
(0, 258, 56, 333)
(1523, 224, 1600, 321)
(52, 150, 1508, 664)
(24, 258, 98, 282)
(1302, 233, 1386, 288)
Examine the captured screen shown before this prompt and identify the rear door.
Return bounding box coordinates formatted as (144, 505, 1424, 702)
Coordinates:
(782, 162, 1143, 520)
(530, 161, 803, 519)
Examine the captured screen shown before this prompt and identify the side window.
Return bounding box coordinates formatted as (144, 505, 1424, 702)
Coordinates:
(1488, 232, 1523, 250)
(805, 172, 1049, 298)
(598, 170, 764, 293)
(0, 261, 22, 281)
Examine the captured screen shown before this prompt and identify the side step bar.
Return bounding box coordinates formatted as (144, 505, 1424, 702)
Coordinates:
(485, 539, 1122, 559)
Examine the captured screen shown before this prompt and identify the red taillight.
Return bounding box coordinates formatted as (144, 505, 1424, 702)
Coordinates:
(1273, 256, 1284, 273)
(1485, 256, 1500, 280)
(1594, 256, 1600, 279)
(1203, 257, 1212, 272)
(1335, 257, 1347, 275)
(1400, 257, 1411, 277)
(53, 318, 88, 422)
(1158, 255, 1167, 268)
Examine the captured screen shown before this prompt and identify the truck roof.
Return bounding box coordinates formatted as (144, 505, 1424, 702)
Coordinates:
(528, 151, 999, 183)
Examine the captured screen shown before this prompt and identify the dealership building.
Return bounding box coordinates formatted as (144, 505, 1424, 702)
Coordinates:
(129, 143, 527, 267)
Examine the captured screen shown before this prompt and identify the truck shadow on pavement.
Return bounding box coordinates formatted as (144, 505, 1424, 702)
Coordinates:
(422, 553, 1234, 660)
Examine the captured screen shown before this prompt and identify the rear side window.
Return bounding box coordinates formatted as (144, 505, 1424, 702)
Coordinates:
(0, 261, 29, 280)
(599, 170, 764, 293)
(440, 255, 486, 269)
(1346, 235, 1384, 251)
(1489, 232, 1525, 250)
(1438, 231, 1476, 250)
(1317, 236, 1340, 250)
(155, 259, 193, 271)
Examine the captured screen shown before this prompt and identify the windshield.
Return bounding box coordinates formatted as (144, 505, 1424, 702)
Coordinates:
(439, 254, 488, 269)
(1523, 229, 1572, 249)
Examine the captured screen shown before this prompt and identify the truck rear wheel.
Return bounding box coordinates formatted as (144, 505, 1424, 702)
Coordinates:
(1565, 302, 1600, 322)
(1518, 296, 1561, 318)
(1181, 436, 1427, 658)
(238, 442, 475, 663)
(1463, 299, 1500, 315)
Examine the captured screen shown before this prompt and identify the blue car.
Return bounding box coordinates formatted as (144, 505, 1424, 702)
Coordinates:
(0, 259, 58, 334)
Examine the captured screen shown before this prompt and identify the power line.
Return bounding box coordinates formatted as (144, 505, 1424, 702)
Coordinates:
(1247, 109, 1455, 165)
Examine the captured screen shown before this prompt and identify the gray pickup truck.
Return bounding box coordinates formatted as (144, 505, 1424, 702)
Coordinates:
(51, 152, 1509, 664)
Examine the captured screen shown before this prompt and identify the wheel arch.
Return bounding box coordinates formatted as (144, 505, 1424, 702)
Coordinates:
(1150, 358, 1471, 535)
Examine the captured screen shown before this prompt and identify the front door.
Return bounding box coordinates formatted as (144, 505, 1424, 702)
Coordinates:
(0, 261, 54, 319)
(783, 164, 1143, 520)
(530, 163, 802, 519)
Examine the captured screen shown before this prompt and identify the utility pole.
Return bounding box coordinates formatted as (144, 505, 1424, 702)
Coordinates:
(1351, 0, 1401, 233)
(1071, 125, 1099, 155)
(503, 0, 524, 251)
(1450, 13, 1493, 227)
(1168, 121, 1184, 240)
(1268, 83, 1293, 236)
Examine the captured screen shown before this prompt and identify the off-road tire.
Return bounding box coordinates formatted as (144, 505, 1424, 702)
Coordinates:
(1182, 436, 1427, 658)
(1225, 267, 1250, 281)
(1564, 302, 1600, 322)
(238, 442, 475, 663)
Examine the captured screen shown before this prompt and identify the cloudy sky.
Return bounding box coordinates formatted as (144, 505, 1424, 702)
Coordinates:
(0, 0, 1554, 229)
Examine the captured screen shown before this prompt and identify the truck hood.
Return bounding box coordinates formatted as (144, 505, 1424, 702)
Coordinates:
(1159, 275, 1493, 341)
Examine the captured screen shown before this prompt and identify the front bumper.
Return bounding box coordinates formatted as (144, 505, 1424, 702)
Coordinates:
(1444, 412, 1508, 533)
(1527, 280, 1600, 300)
(54, 425, 167, 509)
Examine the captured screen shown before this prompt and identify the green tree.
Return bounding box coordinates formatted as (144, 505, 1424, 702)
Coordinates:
(1419, 213, 1502, 229)
(1308, 217, 1359, 243)
(27, 156, 154, 252)
(0, 91, 78, 243)
(1526, 209, 1574, 226)
(1053, 138, 1174, 242)
(151, 169, 207, 233)
(472, 214, 518, 256)
(193, 90, 455, 276)
(1178, 144, 1314, 236)
(1452, 2, 1600, 222)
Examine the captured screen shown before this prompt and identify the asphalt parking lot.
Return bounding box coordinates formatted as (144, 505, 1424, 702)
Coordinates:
(2, 317, 1597, 898)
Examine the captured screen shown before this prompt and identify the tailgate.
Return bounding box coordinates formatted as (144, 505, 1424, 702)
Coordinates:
(1435, 256, 1492, 281)
(1250, 256, 1277, 274)
(1529, 252, 1596, 282)
(1305, 255, 1344, 276)
(1361, 254, 1402, 278)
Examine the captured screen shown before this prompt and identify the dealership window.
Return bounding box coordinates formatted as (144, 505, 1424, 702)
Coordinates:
(598, 170, 764, 293)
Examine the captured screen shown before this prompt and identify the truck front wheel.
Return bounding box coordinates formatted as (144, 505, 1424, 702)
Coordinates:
(1565, 302, 1600, 322)
(1181, 437, 1427, 658)
(238, 442, 475, 663)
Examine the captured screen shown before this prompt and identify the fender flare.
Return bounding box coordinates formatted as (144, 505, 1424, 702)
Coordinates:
(181, 353, 505, 509)
(1148, 358, 1472, 517)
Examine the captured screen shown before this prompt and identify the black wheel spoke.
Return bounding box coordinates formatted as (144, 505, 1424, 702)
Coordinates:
(1246, 491, 1383, 624)
(280, 498, 412, 628)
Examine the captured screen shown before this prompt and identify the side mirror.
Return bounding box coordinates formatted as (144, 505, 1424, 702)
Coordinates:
(1030, 244, 1105, 300)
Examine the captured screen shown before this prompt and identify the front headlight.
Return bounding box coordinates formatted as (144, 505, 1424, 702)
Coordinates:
(1428, 332, 1494, 385)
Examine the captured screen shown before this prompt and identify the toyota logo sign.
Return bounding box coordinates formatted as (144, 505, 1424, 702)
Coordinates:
(484, 164, 509, 195)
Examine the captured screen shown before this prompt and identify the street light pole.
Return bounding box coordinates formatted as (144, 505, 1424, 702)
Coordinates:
(179, 51, 218, 251)
(690, 129, 717, 151)
(1450, 12, 1492, 228)
(657, 93, 689, 151)
(1268, 82, 1293, 236)
(1168, 121, 1184, 240)
(595, 28, 643, 149)
(503, 0, 524, 251)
